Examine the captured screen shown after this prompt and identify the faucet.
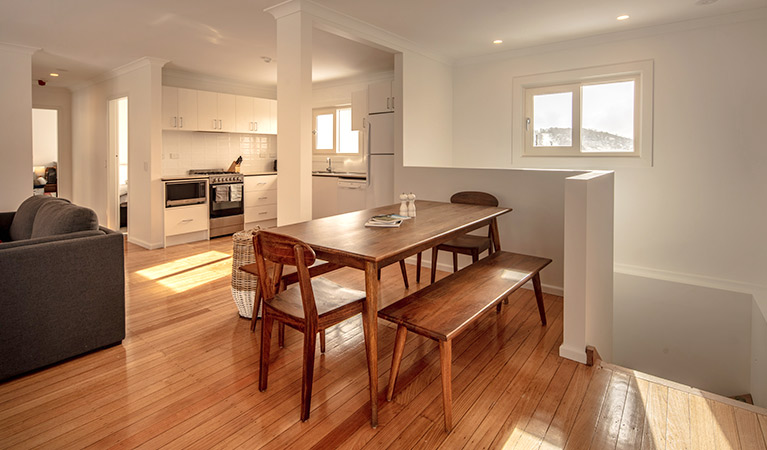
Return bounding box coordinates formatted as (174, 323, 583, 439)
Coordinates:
(326, 157, 332, 173)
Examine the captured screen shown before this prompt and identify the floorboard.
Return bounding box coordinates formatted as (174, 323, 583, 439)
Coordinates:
(1, 237, 765, 449)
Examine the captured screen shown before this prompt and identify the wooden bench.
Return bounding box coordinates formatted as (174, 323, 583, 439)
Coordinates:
(377, 250, 552, 432)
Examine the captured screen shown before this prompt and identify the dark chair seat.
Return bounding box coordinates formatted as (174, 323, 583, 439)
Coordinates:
(438, 235, 492, 254)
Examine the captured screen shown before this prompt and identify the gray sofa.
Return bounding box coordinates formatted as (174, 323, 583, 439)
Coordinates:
(0, 196, 125, 381)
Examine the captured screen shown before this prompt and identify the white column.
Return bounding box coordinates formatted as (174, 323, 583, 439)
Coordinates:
(560, 171, 615, 363)
(0, 43, 38, 211)
(267, 2, 313, 225)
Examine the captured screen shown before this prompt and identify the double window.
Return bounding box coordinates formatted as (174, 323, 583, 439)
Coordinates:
(513, 60, 653, 168)
(312, 107, 360, 154)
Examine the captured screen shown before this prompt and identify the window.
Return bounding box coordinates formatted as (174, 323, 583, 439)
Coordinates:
(513, 60, 653, 168)
(525, 76, 638, 156)
(313, 107, 360, 154)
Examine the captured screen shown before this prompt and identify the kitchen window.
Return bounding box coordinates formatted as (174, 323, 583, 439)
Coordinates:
(512, 60, 653, 168)
(313, 107, 360, 154)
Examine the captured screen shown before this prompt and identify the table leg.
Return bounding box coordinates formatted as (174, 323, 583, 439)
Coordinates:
(363, 261, 379, 427)
(490, 218, 501, 251)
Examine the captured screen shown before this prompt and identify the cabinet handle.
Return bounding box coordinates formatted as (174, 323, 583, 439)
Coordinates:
(254, 121, 258, 132)
(249, 122, 253, 131)
(180, 117, 184, 128)
(173, 116, 177, 128)
(258, 196, 268, 200)
(390, 96, 394, 110)
(220, 119, 223, 129)
(212, 119, 217, 129)
(259, 211, 268, 215)
(181, 219, 193, 223)
(387, 97, 390, 109)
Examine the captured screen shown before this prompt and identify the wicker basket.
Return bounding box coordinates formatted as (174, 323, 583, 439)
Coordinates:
(231, 228, 261, 318)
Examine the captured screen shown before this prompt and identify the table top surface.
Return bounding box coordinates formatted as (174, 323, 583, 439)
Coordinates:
(268, 201, 511, 267)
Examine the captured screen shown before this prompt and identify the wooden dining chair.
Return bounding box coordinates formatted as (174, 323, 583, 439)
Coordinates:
(252, 230, 367, 421)
(427, 191, 500, 283)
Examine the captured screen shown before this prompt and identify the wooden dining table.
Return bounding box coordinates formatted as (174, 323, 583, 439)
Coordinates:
(262, 200, 511, 427)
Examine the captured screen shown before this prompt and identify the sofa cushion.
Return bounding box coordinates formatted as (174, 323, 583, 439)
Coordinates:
(30, 201, 99, 239)
(9, 196, 70, 241)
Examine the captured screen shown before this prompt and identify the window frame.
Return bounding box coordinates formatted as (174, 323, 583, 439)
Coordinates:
(512, 60, 654, 169)
(312, 106, 361, 155)
(312, 107, 337, 154)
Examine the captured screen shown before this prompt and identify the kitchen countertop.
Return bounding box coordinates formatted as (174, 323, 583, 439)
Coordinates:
(312, 172, 367, 180)
(161, 175, 210, 181)
(162, 171, 276, 181)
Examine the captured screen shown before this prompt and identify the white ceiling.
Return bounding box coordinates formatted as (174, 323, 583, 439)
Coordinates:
(1, 0, 764, 89)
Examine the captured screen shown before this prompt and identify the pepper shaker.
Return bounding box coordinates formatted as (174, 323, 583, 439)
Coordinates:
(399, 193, 409, 216)
(407, 193, 416, 217)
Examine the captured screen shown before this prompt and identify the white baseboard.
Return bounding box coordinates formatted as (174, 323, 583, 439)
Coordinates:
(127, 235, 163, 250)
(559, 344, 587, 364)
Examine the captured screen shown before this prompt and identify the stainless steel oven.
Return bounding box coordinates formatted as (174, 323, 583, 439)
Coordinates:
(209, 173, 244, 237)
(165, 179, 207, 207)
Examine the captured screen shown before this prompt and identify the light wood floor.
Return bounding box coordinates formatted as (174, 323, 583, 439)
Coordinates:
(1, 237, 766, 449)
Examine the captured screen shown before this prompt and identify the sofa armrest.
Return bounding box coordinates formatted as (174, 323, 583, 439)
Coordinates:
(0, 212, 14, 241)
(0, 228, 125, 380)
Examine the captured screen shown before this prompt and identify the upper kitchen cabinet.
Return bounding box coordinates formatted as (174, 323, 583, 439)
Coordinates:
(368, 80, 394, 114)
(162, 87, 198, 131)
(351, 89, 368, 131)
(235, 96, 275, 134)
(198, 91, 235, 132)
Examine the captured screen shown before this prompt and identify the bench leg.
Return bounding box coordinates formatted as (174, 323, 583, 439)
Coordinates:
(533, 272, 546, 326)
(387, 325, 408, 401)
(439, 340, 453, 432)
(452, 252, 458, 273)
(416, 252, 422, 283)
(319, 329, 326, 353)
(496, 301, 502, 314)
(430, 247, 439, 284)
(399, 260, 410, 289)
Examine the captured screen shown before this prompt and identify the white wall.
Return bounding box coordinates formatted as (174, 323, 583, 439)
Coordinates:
(614, 273, 753, 397)
(72, 58, 166, 248)
(0, 43, 36, 211)
(437, 12, 767, 402)
(32, 86, 72, 200)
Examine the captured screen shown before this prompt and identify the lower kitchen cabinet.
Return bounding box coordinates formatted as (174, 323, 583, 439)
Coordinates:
(164, 203, 209, 247)
(312, 176, 338, 219)
(244, 174, 277, 229)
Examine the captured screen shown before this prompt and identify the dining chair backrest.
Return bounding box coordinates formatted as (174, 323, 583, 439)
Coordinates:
(450, 191, 499, 207)
(253, 230, 319, 324)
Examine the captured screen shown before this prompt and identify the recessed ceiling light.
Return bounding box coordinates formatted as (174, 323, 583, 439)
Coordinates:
(493, 39, 503, 45)
(617, 15, 630, 21)
(49, 72, 59, 77)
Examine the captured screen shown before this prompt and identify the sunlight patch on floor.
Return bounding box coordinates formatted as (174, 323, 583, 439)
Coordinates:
(136, 250, 231, 293)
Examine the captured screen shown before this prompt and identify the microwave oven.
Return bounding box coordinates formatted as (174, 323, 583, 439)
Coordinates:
(165, 180, 207, 207)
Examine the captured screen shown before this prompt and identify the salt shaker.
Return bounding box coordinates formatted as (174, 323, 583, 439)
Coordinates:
(407, 193, 416, 217)
(399, 193, 409, 216)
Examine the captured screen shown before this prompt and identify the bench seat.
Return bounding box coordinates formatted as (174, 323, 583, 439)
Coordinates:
(378, 250, 551, 431)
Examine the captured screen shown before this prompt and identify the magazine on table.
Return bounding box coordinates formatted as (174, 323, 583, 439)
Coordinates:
(364, 214, 411, 228)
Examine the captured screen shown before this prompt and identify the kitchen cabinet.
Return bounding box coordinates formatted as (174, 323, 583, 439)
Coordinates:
(368, 80, 394, 114)
(337, 179, 367, 214)
(164, 203, 209, 247)
(162, 87, 198, 131)
(235, 96, 273, 134)
(351, 89, 367, 131)
(198, 90, 235, 132)
(244, 175, 278, 228)
(312, 176, 338, 219)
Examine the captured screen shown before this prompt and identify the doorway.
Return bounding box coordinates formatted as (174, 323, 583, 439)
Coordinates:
(32, 108, 58, 197)
(108, 97, 128, 233)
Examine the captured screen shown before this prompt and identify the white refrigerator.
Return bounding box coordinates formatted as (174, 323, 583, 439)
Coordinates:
(365, 112, 395, 208)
